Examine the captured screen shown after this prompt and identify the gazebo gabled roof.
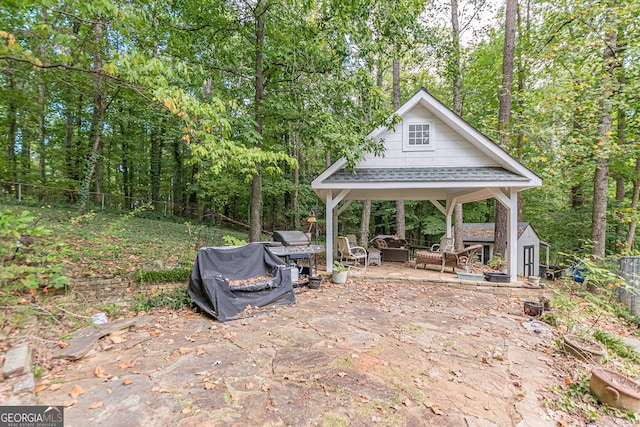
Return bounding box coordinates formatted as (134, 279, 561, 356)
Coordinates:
(312, 88, 541, 203)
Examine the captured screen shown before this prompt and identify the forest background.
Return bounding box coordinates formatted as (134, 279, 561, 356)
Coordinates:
(1, 0, 639, 261)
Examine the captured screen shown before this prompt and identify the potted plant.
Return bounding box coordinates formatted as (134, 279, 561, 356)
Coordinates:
(332, 261, 349, 284)
(487, 253, 508, 274)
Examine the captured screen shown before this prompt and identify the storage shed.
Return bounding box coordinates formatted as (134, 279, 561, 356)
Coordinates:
(458, 222, 544, 277)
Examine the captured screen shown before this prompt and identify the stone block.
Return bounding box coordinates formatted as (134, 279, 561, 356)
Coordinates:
(2, 343, 32, 379)
(13, 372, 35, 394)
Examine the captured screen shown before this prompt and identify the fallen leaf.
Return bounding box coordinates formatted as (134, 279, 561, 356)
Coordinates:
(118, 360, 136, 369)
(62, 400, 77, 407)
(196, 348, 206, 356)
(34, 384, 49, 393)
(123, 379, 132, 386)
(178, 347, 191, 355)
(95, 366, 106, 378)
(425, 402, 443, 415)
(110, 335, 125, 344)
(89, 401, 104, 409)
(57, 342, 69, 349)
(48, 383, 63, 392)
(69, 384, 84, 398)
(181, 406, 193, 414)
(261, 384, 270, 392)
(107, 388, 113, 395)
(204, 381, 216, 390)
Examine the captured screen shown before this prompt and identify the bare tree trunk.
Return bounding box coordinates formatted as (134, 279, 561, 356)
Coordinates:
(626, 157, 640, 250)
(361, 200, 371, 247)
(80, 19, 107, 210)
(249, 2, 266, 242)
(37, 11, 47, 201)
(450, 0, 465, 250)
(614, 57, 626, 246)
(293, 131, 300, 228)
(172, 137, 184, 216)
(591, 26, 618, 260)
(5, 73, 17, 187)
(494, 0, 518, 257)
(392, 56, 405, 239)
(515, 0, 531, 221)
(150, 122, 162, 210)
(450, 0, 462, 115)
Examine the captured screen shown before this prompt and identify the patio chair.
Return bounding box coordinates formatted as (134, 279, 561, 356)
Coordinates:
(442, 244, 483, 273)
(338, 236, 367, 268)
(430, 237, 454, 252)
(415, 244, 482, 273)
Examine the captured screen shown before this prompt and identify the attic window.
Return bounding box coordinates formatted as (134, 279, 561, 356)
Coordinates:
(403, 120, 435, 151)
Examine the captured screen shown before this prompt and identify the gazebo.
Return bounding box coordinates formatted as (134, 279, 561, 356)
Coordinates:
(311, 88, 542, 282)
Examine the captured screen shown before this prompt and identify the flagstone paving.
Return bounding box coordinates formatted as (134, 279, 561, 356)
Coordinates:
(3, 264, 635, 426)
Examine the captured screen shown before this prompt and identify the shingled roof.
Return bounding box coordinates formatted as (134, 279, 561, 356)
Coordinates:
(458, 222, 530, 243)
(324, 167, 529, 184)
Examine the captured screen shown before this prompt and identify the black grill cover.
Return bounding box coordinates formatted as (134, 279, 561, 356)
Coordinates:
(188, 243, 295, 321)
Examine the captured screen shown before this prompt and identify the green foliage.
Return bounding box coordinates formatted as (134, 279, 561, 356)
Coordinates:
(593, 329, 640, 363)
(222, 235, 247, 246)
(0, 209, 70, 298)
(487, 253, 507, 270)
(544, 374, 600, 421)
(333, 261, 348, 272)
(134, 268, 191, 284)
(133, 286, 191, 313)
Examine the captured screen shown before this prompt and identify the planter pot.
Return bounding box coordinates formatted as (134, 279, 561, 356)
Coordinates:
(484, 272, 510, 283)
(590, 368, 640, 413)
(528, 276, 541, 286)
(308, 276, 323, 289)
(523, 301, 543, 317)
(562, 334, 606, 364)
(332, 270, 348, 284)
(457, 272, 485, 282)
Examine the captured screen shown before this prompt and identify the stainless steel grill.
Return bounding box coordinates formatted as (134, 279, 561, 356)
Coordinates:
(268, 231, 324, 277)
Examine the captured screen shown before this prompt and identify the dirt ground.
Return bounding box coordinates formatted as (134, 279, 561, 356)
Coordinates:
(2, 271, 638, 426)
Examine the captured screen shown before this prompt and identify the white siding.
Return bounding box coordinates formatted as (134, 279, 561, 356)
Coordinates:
(361, 105, 498, 168)
(517, 225, 540, 276)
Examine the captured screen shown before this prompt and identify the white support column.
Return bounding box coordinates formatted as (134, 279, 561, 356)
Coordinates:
(431, 200, 455, 238)
(445, 203, 452, 238)
(507, 189, 518, 282)
(326, 192, 334, 272)
(325, 189, 350, 273)
(490, 188, 520, 282)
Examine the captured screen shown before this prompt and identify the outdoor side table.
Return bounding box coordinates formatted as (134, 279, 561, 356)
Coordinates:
(367, 249, 381, 266)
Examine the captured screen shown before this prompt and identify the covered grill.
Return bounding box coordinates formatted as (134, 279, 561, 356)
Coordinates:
(268, 230, 324, 278)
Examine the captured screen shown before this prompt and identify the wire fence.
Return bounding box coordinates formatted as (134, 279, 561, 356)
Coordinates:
(0, 180, 187, 217)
